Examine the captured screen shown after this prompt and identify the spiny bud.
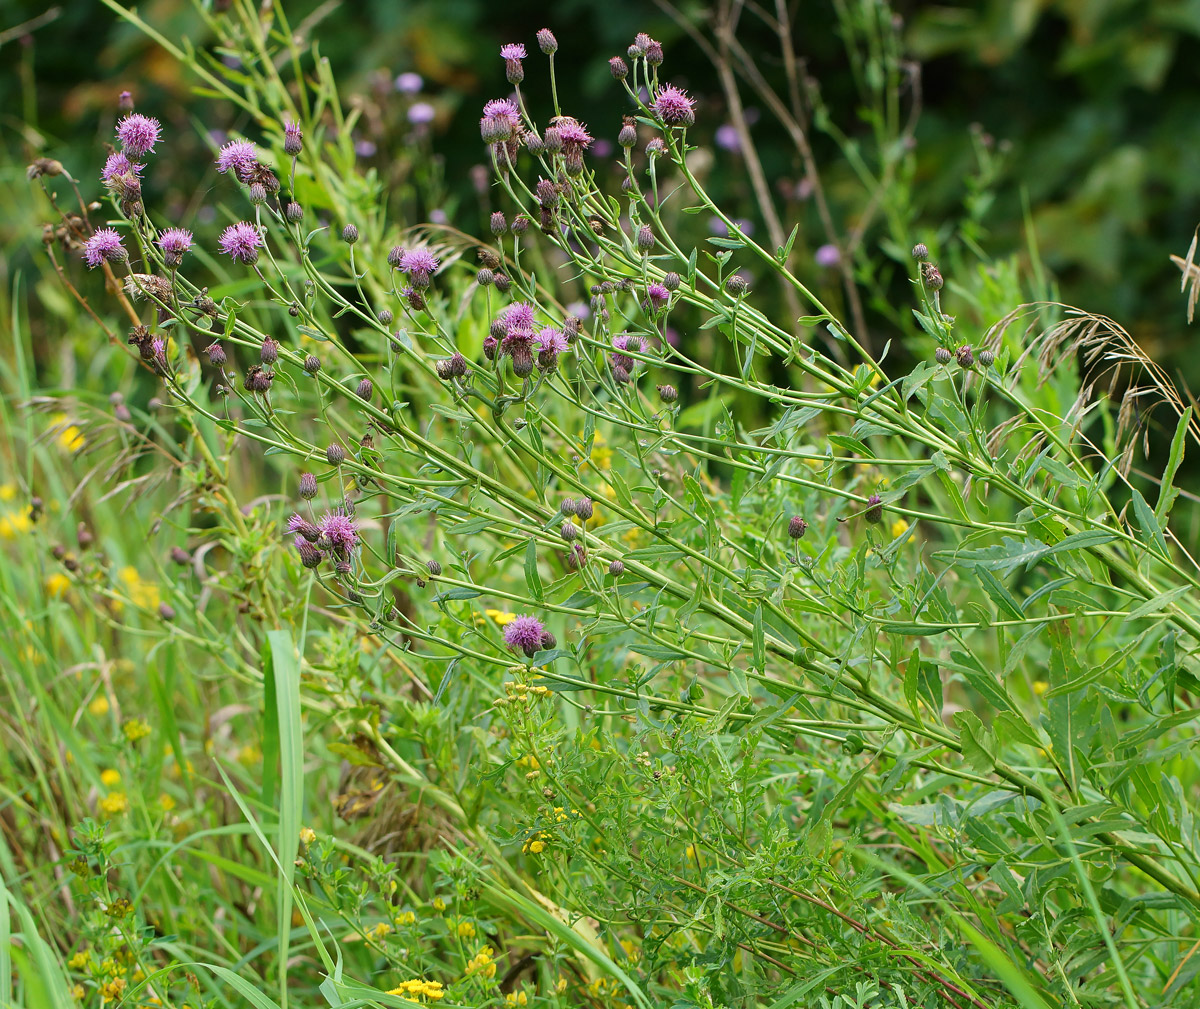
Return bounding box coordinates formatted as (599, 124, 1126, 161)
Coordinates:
(477, 268, 495, 287)
(542, 127, 562, 153)
(205, 342, 227, 366)
(560, 520, 579, 541)
(537, 28, 558, 54)
(427, 559, 442, 576)
(248, 183, 267, 205)
(283, 120, 303, 156)
(574, 497, 593, 521)
(304, 354, 321, 374)
(342, 223, 359, 244)
(921, 261, 943, 291)
(788, 515, 808, 539)
(865, 493, 883, 525)
(610, 56, 629, 80)
(260, 337, 279, 365)
(608, 559, 625, 577)
(618, 118, 637, 149)
(299, 472, 318, 499)
(911, 243, 929, 261)
(286, 201, 304, 222)
(326, 442, 346, 465)
(955, 345, 973, 369)
(243, 365, 274, 394)
(562, 497, 578, 516)
(935, 347, 952, 365)
(724, 274, 749, 297)
(540, 630, 557, 651)
(662, 272, 681, 291)
(494, 273, 512, 293)
(490, 211, 508, 235)
(376, 308, 392, 327)
(645, 41, 664, 66)
(511, 215, 530, 237)
(635, 225, 654, 253)
(657, 383, 677, 402)
(356, 377, 374, 401)
(296, 539, 323, 568)
(978, 349, 995, 368)
(388, 245, 405, 268)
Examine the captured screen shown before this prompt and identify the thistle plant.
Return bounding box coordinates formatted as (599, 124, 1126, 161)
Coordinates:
(16, 2, 1200, 1008)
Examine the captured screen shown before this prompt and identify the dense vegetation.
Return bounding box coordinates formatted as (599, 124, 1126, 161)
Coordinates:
(4, 3, 1200, 1008)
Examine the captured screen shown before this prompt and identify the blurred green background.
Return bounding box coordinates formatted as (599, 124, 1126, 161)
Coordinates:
(4, 0, 1200, 372)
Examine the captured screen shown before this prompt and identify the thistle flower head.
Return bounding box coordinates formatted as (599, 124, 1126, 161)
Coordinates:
(157, 227, 193, 266)
(652, 85, 696, 128)
(84, 228, 127, 268)
(395, 72, 423, 94)
(215, 139, 259, 180)
(554, 119, 593, 151)
(480, 99, 522, 144)
(283, 120, 303, 156)
(646, 283, 669, 309)
(500, 43, 527, 60)
(218, 222, 262, 264)
(294, 537, 324, 569)
(116, 113, 162, 158)
(398, 248, 440, 287)
(536, 29, 558, 54)
(504, 614, 547, 658)
(101, 152, 144, 188)
(502, 302, 537, 333)
(535, 327, 568, 355)
(319, 510, 359, 555)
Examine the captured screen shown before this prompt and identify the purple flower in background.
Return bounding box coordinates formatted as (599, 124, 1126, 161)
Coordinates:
(652, 85, 696, 127)
(592, 138, 614, 159)
(504, 614, 547, 657)
(355, 139, 377, 158)
(429, 208, 448, 225)
(215, 140, 258, 180)
(83, 228, 127, 268)
(395, 71, 423, 94)
(398, 248, 440, 287)
(318, 510, 359, 555)
(157, 227, 193, 266)
(408, 102, 436, 125)
(566, 300, 589, 320)
(815, 243, 841, 267)
(715, 123, 740, 152)
(218, 221, 262, 264)
(116, 113, 162, 158)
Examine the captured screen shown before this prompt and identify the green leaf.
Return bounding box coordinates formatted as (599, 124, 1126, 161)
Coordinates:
(1156, 406, 1191, 524)
(1130, 488, 1169, 558)
(524, 539, 544, 602)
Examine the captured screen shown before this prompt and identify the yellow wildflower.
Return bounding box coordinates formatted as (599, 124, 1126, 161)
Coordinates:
(70, 984, 85, 1000)
(99, 791, 129, 817)
(238, 744, 262, 766)
(0, 510, 33, 540)
(395, 910, 416, 926)
(99, 978, 127, 1000)
(0, 484, 14, 501)
(890, 518, 909, 539)
(46, 573, 71, 598)
(68, 951, 91, 970)
(1032, 681, 1049, 697)
(505, 992, 529, 1007)
(466, 946, 496, 978)
(50, 412, 85, 453)
(123, 719, 151, 742)
(432, 896, 446, 912)
(158, 792, 176, 812)
(486, 608, 517, 626)
(118, 566, 160, 610)
(369, 922, 392, 941)
(456, 919, 476, 938)
(299, 827, 316, 845)
(88, 695, 110, 717)
(100, 768, 121, 787)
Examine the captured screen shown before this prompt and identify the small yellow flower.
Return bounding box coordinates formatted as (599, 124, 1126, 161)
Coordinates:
(45, 573, 71, 598)
(528, 840, 545, 854)
(299, 827, 316, 845)
(432, 897, 446, 912)
(505, 992, 529, 1006)
(0, 484, 15, 501)
(50, 412, 85, 453)
(118, 566, 160, 610)
(100, 978, 127, 1000)
(123, 718, 151, 742)
(395, 910, 416, 926)
(0, 510, 33, 540)
(368, 922, 392, 941)
(456, 919, 476, 938)
(99, 791, 129, 817)
(486, 608, 517, 627)
(68, 951, 91, 970)
(158, 792, 176, 812)
(238, 744, 262, 766)
(100, 768, 121, 787)
(89, 695, 110, 717)
(1032, 680, 1049, 697)
(890, 518, 909, 539)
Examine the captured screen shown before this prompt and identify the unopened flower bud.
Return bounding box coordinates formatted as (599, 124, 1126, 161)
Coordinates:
(248, 183, 267, 205)
(477, 268, 495, 287)
(921, 261, 943, 291)
(118, 90, 135, 112)
(635, 225, 654, 253)
(326, 443, 346, 465)
(610, 56, 629, 80)
(342, 223, 359, 244)
(283, 120, 303, 156)
(608, 559, 625, 577)
(657, 383, 677, 402)
(560, 520, 579, 541)
(788, 515, 808, 539)
(911, 243, 929, 261)
(724, 274, 749, 296)
(978, 349, 995, 368)
(493, 273, 512, 293)
(427, 559, 442, 576)
(537, 28, 558, 54)
(490, 211, 508, 235)
(205, 342, 227, 366)
(618, 118, 637, 148)
(299, 472, 318, 499)
(511, 214, 530, 237)
(955, 345, 973, 369)
(662, 272, 681, 292)
(645, 41, 664, 66)
(286, 201, 303, 222)
(574, 497, 593, 521)
(171, 546, 192, 565)
(935, 347, 952, 365)
(158, 603, 176, 621)
(260, 336, 279, 364)
(865, 493, 883, 525)
(304, 354, 321, 374)
(387, 245, 405, 268)
(356, 377, 374, 401)
(542, 127, 562, 153)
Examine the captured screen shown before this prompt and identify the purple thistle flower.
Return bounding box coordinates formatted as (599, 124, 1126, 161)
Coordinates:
(218, 221, 262, 265)
(652, 85, 696, 128)
(116, 113, 162, 158)
(83, 228, 127, 269)
(556, 120, 593, 151)
(158, 227, 193, 267)
(500, 43, 527, 60)
(815, 243, 841, 268)
(287, 512, 321, 541)
(504, 614, 547, 658)
(318, 510, 359, 555)
(502, 302, 537, 333)
(715, 123, 740, 152)
(294, 536, 324, 569)
(398, 248, 440, 288)
(535, 326, 568, 354)
(395, 71, 423, 94)
(283, 120, 303, 156)
(480, 98, 522, 144)
(501, 43, 527, 84)
(610, 333, 641, 373)
(646, 282, 669, 311)
(215, 139, 259, 181)
(101, 152, 144, 188)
